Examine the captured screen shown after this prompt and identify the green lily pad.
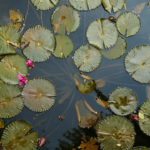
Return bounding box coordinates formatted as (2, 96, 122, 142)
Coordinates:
(86, 18, 118, 49)
(0, 54, 28, 85)
(0, 83, 23, 118)
(53, 35, 73, 58)
(102, 0, 124, 13)
(97, 115, 135, 150)
(131, 147, 150, 150)
(0, 26, 21, 55)
(73, 44, 101, 72)
(31, 0, 59, 10)
(69, 0, 101, 11)
(116, 11, 141, 37)
(21, 25, 55, 62)
(101, 36, 127, 59)
(125, 45, 150, 83)
(1, 120, 38, 150)
(22, 78, 56, 112)
(51, 5, 80, 35)
(139, 98, 150, 136)
(108, 87, 138, 116)
(0, 118, 4, 128)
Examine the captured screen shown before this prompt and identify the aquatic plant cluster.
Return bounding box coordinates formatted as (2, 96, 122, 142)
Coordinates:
(0, 0, 150, 150)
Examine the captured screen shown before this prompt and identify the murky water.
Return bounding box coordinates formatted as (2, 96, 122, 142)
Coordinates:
(0, 0, 150, 149)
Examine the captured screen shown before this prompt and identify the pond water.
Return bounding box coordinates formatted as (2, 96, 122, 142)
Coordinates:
(0, 0, 150, 149)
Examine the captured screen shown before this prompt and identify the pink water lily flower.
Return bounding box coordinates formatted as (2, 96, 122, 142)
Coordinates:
(130, 114, 138, 121)
(39, 138, 46, 147)
(26, 60, 34, 69)
(18, 74, 28, 86)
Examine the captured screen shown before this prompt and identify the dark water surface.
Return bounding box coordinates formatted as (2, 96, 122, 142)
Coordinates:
(0, 0, 150, 149)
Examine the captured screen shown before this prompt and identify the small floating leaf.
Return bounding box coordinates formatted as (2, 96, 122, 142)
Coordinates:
(1, 120, 38, 150)
(0, 119, 4, 128)
(86, 18, 118, 49)
(53, 35, 73, 58)
(21, 26, 55, 62)
(116, 11, 141, 37)
(96, 98, 110, 108)
(108, 87, 138, 116)
(97, 116, 135, 150)
(139, 112, 144, 119)
(22, 78, 56, 112)
(73, 44, 101, 72)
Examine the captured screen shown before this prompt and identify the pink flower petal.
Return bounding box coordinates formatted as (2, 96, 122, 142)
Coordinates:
(19, 81, 24, 86)
(18, 74, 23, 80)
(39, 138, 46, 147)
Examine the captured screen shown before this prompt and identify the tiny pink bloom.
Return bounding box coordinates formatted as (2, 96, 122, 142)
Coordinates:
(18, 74, 23, 80)
(19, 81, 24, 86)
(39, 138, 46, 147)
(18, 74, 28, 86)
(26, 60, 34, 69)
(130, 114, 138, 121)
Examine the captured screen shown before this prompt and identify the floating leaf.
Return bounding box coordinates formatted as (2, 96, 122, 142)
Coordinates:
(108, 87, 138, 116)
(1, 120, 38, 150)
(97, 116, 135, 150)
(21, 26, 55, 62)
(80, 73, 92, 80)
(0, 119, 4, 128)
(69, 0, 101, 11)
(0, 54, 28, 84)
(51, 5, 80, 35)
(134, 3, 146, 14)
(96, 98, 110, 108)
(22, 78, 56, 112)
(73, 44, 101, 72)
(53, 35, 73, 58)
(116, 11, 141, 37)
(0, 26, 21, 55)
(101, 36, 127, 59)
(86, 18, 118, 49)
(125, 45, 150, 83)
(131, 147, 150, 150)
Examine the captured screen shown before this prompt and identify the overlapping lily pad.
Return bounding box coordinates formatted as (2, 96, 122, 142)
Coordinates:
(97, 116, 135, 150)
(125, 45, 150, 83)
(86, 18, 118, 49)
(1, 120, 38, 150)
(51, 5, 80, 35)
(69, 0, 101, 11)
(73, 44, 101, 72)
(0, 54, 28, 84)
(108, 87, 138, 116)
(101, 36, 127, 59)
(0, 26, 21, 55)
(31, 0, 59, 10)
(22, 78, 56, 112)
(53, 35, 73, 58)
(131, 147, 150, 150)
(116, 11, 141, 37)
(102, 0, 124, 13)
(21, 26, 55, 62)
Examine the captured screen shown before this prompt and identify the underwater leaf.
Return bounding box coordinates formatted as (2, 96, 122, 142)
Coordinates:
(22, 78, 56, 112)
(134, 3, 146, 14)
(0, 83, 23, 118)
(0, 119, 4, 128)
(96, 79, 105, 88)
(53, 35, 73, 58)
(146, 86, 150, 98)
(116, 11, 141, 37)
(69, 0, 101, 11)
(80, 73, 92, 80)
(97, 116, 135, 150)
(125, 45, 150, 83)
(108, 87, 138, 116)
(21, 25, 55, 62)
(94, 113, 101, 132)
(0, 26, 21, 55)
(101, 36, 127, 59)
(96, 98, 110, 108)
(131, 147, 150, 150)
(73, 44, 101, 72)
(86, 18, 118, 49)
(0, 54, 28, 85)
(2, 120, 38, 150)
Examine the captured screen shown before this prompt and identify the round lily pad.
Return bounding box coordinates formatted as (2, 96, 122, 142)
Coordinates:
(97, 115, 135, 150)
(0, 26, 21, 55)
(116, 11, 141, 37)
(102, 0, 124, 13)
(51, 5, 80, 35)
(86, 18, 118, 49)
(73, 44, 101, 72)
(1, 120, 38, 150)
(0, 54, 29, 85)
(69, 0, 101, 11)
(108, 87, 138, 116)
(139, 98, 150, 136)
(53, 35, 73, 58)
(125, 45, 150, 83)
(22, 78, 56, 112)
(21, 25, 55, 62)
(101, 36, 127, 59)
(131, 147, 150, 150)
(31, 0, 59, 10)
(0, 83, 23, 118)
